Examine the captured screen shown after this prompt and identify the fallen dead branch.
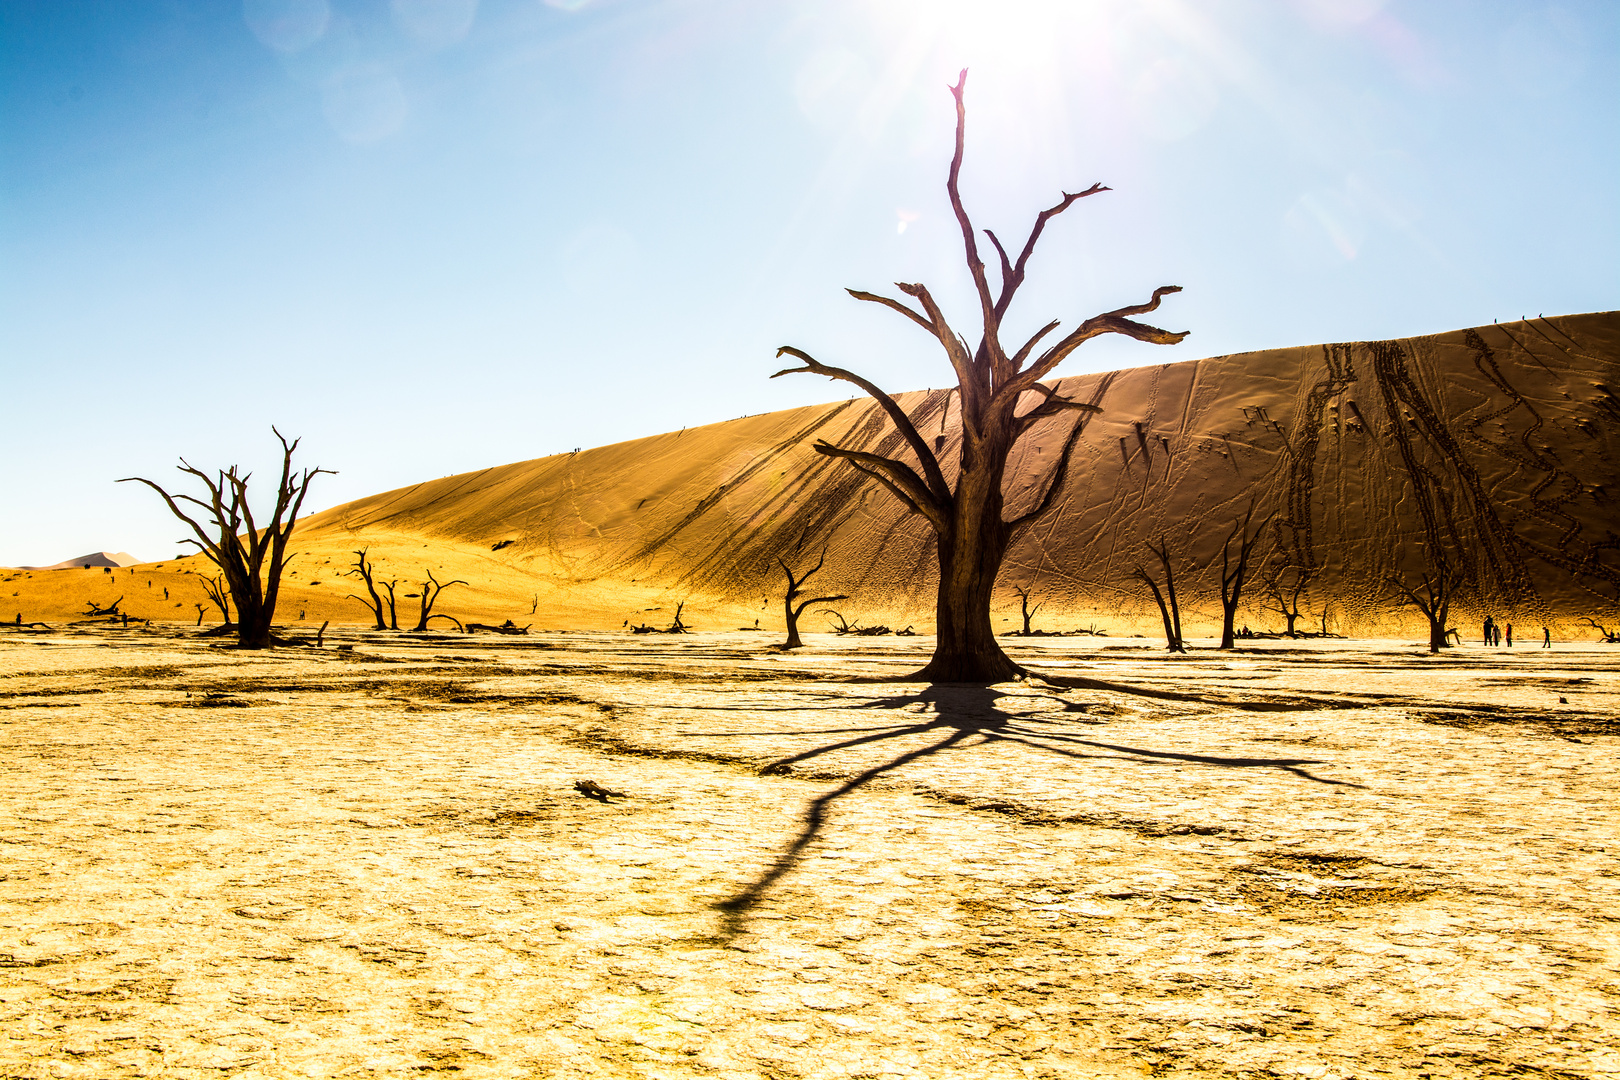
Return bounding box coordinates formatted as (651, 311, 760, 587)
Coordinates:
(573, 779, 625, 802)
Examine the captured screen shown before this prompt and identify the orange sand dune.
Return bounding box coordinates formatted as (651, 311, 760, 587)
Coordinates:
(8, 313, 1617, 638)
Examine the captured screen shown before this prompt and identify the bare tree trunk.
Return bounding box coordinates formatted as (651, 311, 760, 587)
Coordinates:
(774, 71, 1184, 683)
(919, 488, 1019, 681)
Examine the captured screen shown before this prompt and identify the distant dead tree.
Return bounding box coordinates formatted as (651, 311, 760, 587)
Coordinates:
(821, 609, 860, 635)
(1261, 562, 1314, 638)
(345, 549, 387, 630)
(1011, 585, 1044, 635)
(201, 574, 232, 626)
(82, 596, 123, 617)
(1217, 504, 1264, 650)
(773, 70, 1185, 681)
(1387, 565, 1459, 654)
(410, 570, 466, 632)
(778, 550, 848, 649)
(1132, 536, 1186, 653)
(121, 429, 330, 649)
(380, 580, 402, 630)
(1579, 617, 1618, 643)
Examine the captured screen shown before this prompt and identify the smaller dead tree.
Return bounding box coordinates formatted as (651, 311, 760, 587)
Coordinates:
(778, 552, 847, 649)
(202, 575, 232, 626)
(1261, 563, 1313, 638)
(1011, 585, 1044, 636)
(1387, 566, 1459, 654)
(410, 570, 467, 632)
(344, 549, 387, 630)
(82, 596, 123, 618)
(1132, 536, 1185, 653)
(380, 580, 401, 630)
(1217, 504, 1264, 650)
(822, 609, 859, 635)
(1579, 617, 1619, 643)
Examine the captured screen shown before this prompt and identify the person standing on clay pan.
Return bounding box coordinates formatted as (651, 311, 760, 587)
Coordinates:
(1505, 622, 1514, 647)
(1543, 626, 1552, 648)
(1494, 623, 1502, 647)
(1483, 616, 1494, 646)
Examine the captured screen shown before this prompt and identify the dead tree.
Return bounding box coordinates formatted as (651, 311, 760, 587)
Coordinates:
(410, 570, 466, 632)
(201, 574, 232, 625)
(1261, 562, 1313, 638)
(82, 596, 123, 617)
(773, 70, 1185, 682)
(822, 609, 859, 635)
(380, 580, 401, 630)
(779, 552, 848, 649)
(121, 429, 331, 649)
(1132, 536, 1186, 653)
(344, 549, 387, 630)
(1217, 504, 1264, 650)
(1387, 567, 1459, 654)
(1011, 585, 1044, 635)
(1579, 617, 1619, 643)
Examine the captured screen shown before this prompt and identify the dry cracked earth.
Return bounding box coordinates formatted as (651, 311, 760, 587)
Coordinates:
(1, 627, 1616, 1079)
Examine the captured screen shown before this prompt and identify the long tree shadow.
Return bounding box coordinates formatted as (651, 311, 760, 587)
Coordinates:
(713, 683, 1357, 938)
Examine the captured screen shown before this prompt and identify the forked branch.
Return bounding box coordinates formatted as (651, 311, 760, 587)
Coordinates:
(773, 347, 950, 502)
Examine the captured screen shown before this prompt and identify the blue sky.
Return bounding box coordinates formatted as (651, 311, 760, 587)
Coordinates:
(1, 0, 1615, 565)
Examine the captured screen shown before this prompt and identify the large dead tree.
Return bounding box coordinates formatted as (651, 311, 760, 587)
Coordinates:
(1217, 504, 1264, 650)
(778, 552, 847, 650)
(774, 71, 1185, 681)
(121, 429, 330, 649)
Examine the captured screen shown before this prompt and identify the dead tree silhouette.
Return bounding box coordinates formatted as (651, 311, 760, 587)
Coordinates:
(1387, 564, 1460, 654)
(121, 429, 331, 649)
(712, 683, 1358, 937)
(1011, 585, 1044, 635)
(1217, 504, 1265, 649)
(1262, 561, 1314, 638)
(773, 70, 1185, 682)
(778, 550, 847, 650)
(201, 575, 231, 626)
(410, 570, 466, 632)
(1579, 617, 1619, 643)
(344, 549, 387, 630)
(1132, 536, 1186, 653)
(380, 579, 401, 630)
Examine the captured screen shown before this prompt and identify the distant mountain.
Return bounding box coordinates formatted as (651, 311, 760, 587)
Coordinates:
(17, 551, 143, 571)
